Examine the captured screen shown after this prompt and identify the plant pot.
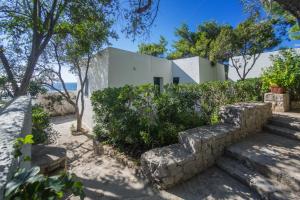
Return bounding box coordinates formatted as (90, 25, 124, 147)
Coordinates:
(270, 86, 285, 94)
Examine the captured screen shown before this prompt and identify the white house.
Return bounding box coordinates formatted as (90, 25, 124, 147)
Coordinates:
(228, 48, 300, 81)
(80, 47, 225, 129)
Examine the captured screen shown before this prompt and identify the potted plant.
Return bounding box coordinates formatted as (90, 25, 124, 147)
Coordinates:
(269, 83, 285, 94)
(262, 51, 300, 94)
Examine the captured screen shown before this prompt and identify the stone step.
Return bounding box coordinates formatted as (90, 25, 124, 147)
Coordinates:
(225, 133, 300, 192)
(264, 124, 300, 141)
(217, 156, 299, 200)
(269, 115, 300, 132)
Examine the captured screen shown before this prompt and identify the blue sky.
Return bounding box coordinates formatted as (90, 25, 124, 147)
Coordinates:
(110, 0, 299, 52)
(64, 0, 299, 81)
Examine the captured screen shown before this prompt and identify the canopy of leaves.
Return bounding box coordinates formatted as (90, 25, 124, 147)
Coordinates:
(210, 17, 280, 63)
(167, 21, 231, 60)
(241, 0, 300, 40)
(138, 36, 167, 57)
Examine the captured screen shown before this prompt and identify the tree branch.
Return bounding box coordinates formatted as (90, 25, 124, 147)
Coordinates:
(0, 46, 19, 94)
(244, 53, 261, 78)
(229, 57, 243, 80)
(135, 0, 152, 13)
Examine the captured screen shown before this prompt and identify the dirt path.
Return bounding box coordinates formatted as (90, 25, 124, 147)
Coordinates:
(51, 115, 157, 200)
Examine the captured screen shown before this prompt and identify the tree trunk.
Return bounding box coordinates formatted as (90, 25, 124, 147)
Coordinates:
(16, 53, 39, 96)
(75, 107, 82, 132)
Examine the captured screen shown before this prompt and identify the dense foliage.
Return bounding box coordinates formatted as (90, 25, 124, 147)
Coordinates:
(91, 79, 262, 157)
(32, 105, 50, 144)
(167, 22, 230, 61)
(241, 0, 300, 40)
(262, 50, 300, 100)
(138, 36, 168, 57)
(212, 17, 280, 80)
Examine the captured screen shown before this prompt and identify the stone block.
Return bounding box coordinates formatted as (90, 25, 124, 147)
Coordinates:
(264, 93, 290, 112)
(264, 93, 275, 101)
(141, 144, 194, 188)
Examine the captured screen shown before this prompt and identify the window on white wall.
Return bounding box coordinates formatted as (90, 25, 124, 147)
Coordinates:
(173, 77, 180, 84)
(153, 77, 163, 92)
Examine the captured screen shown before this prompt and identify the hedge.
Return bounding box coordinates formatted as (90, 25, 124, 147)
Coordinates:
(91, 78, 262, 157)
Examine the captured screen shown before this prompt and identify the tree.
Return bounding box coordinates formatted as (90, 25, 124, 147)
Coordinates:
(38, 1, 114, 132)
(270, 0, 300, 25)
(0, 0, 160, 97)
(138, 36, 167, 57)
(167, 21, 230, 60)
(241, 0, 300, 40)
(211, 17, 280, 80)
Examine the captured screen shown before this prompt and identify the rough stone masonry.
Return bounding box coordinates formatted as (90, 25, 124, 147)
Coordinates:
(141, 102, 272, 189)
(0, 96, 32, 199)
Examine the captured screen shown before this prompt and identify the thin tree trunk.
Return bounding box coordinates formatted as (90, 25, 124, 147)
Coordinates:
(78, 90, 85, 132)
(76, 107, 82, 131)
(17, 57, 39, 96)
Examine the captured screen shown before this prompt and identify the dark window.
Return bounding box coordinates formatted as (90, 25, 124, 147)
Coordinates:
(153, 77, 163, 93)
(154, 77, 161, 86)
(173, 77, 180, 84)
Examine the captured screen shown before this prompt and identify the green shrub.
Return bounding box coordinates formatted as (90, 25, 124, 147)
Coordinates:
(32, 105, 50, 144)
(262, 50, 300, 100)
(28, 81, 47, 97)
(91, 79, 262, 157)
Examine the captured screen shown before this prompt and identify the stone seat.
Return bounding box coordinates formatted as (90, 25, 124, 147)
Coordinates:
(31, 144, 66, 174)
(179, 124, 239, 154)
(141, 144, 197, 189)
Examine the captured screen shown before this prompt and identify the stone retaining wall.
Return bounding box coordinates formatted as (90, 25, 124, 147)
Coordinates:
(0, 96, 32, 199)
(291, 101, 300, 110)
(141, 102, 272, 189)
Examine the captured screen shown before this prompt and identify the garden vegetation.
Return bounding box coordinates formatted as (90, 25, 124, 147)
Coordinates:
(262, 50, 300, 100)
(91, 78, 262, 157)
(32, 105, 51, 144)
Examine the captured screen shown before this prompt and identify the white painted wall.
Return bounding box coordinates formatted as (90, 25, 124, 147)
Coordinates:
(198, 57, 225, 83)
(80, 47, 225, 130)
(79, 50, 109, 130)
(228, 48, 300, 81)
(107, 47, 172, 87)
(172, 57, 199, 83)
(172, 56, 225, 83)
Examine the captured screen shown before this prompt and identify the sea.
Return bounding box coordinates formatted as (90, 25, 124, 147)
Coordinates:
(47, 82, 77, 92)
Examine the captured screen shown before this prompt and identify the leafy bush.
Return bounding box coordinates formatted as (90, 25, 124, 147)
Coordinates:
(91, 79, 262, 157)
(262, 50, 300, 99)
(5, 167, 84, 200)
(32, 105, 50, 144)
(28, 81, 47, 97)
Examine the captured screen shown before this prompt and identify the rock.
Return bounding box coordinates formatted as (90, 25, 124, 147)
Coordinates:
(264, 93, 290, 112)
(31, 144, 67, 174)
